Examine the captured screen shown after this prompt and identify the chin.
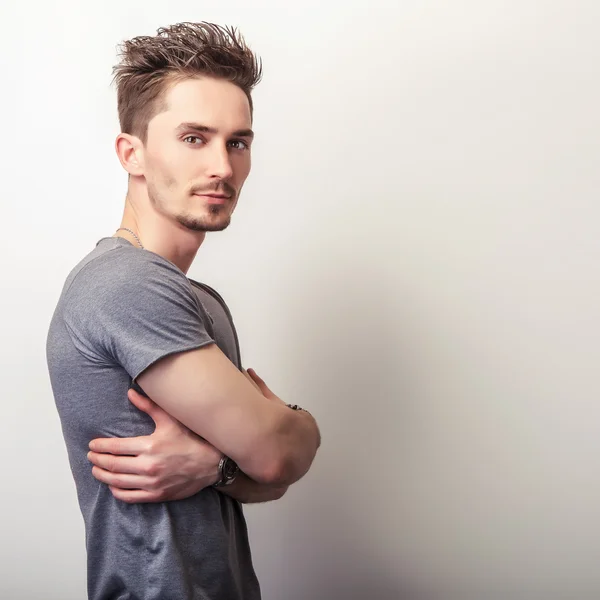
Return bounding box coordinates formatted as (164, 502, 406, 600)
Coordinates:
(176, 212, 232, 232)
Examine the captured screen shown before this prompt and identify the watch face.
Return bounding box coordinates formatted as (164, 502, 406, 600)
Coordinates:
(223, 458, 239, 480)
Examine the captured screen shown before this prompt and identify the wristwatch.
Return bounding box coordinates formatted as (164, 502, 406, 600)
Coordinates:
(213, 455, 239, 487)
(287, 403, 312, 417)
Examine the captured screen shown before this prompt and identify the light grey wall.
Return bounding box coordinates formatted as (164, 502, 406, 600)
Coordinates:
(1, 1, 599, 599)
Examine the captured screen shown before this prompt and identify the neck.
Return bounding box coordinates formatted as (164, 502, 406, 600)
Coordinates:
(115, 196, 206, 275)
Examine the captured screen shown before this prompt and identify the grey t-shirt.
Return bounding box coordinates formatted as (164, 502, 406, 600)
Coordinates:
(46, 237, 261, 600)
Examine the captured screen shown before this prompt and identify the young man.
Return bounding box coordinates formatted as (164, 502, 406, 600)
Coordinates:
(46, 22, 321, 600)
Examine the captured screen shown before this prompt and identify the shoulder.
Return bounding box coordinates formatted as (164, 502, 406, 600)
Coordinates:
(65, 244, 196, 311)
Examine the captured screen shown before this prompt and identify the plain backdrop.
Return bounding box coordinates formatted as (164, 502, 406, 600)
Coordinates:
(1, 1, 599, 599)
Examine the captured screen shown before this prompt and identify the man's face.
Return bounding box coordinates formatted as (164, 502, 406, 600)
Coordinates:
(141, 76, 253, 232)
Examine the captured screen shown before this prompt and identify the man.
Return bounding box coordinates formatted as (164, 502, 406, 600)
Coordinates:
(46, 21, 321, 600)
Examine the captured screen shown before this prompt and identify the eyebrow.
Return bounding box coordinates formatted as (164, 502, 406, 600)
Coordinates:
(175, 122, 254, 139)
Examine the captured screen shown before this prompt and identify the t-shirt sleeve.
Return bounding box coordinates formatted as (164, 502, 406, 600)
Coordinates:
(63, 248, 214, 380)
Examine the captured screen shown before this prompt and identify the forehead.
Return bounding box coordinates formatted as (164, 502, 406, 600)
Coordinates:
(152, 76, 252, 133)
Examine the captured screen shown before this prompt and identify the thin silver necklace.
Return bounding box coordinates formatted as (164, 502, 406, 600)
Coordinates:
(115, 227, 144, 249)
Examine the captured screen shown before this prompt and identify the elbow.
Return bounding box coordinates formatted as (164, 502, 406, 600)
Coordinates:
(259, 453, 311, 487)
(256, 456, 292, 486)
(243, 448, 297, 486)
(253, 421, 321, 486)
(272, 485, 288, 500)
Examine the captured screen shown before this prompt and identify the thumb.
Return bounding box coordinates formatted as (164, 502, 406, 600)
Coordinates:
(127, 388, 172, 427)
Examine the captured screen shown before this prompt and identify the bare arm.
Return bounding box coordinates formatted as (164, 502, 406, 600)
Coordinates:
(216, 369, 293, 503)
(88, 385, 290, 504)
(136, 344, 321, 486)
(88, 368, 319, 503)
(217, 473, 289, 504)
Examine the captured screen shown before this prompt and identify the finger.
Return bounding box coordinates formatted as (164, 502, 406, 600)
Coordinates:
(243, 369, 262, 393)
(91, 466, 155, 490)
(126, 387, 155, 413)
(88, 435, 150, 455)
(88, 451, 148, 475)
(246, 368, 274, 397)
(128, 388, 177, 428)
(109, 486, 163, 504)
(245, 368, 264, 386)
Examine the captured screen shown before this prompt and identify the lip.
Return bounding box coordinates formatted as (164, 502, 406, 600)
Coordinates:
(194, 193, 231, 204)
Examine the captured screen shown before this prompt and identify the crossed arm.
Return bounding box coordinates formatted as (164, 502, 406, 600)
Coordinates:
(88, 361, 320, 504)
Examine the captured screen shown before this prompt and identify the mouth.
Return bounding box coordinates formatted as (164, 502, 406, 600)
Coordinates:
(193, 193, 232, 205)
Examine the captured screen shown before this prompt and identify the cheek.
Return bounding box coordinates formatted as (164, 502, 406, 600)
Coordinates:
(234, 157, 252, 187)
(147, 146, 186, 189)
(163, 174, 178, 189)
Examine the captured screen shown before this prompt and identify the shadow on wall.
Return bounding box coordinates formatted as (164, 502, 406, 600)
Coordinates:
(263, 248, 435, 600)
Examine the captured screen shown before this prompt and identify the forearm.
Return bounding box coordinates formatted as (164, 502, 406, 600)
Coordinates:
(242, 368, 321, 486)
(216, 472, 288, 504)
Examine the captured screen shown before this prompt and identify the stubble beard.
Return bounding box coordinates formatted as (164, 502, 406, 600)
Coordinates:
(148, 181, 233, 232)
(176, 206, 232, 232)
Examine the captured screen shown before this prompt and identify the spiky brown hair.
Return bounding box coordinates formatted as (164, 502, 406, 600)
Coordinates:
(111, 22, 262, 144)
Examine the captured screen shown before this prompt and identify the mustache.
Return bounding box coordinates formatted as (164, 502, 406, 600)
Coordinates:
(191, 182, 236, 198)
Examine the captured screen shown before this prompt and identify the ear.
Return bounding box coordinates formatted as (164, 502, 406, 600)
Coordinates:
(115, 132, 145, 177)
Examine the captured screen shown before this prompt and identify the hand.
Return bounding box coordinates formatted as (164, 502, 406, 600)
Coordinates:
(87, 388, 222, 503)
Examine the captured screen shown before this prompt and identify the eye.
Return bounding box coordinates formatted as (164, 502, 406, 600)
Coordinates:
(183, 135, 204, 145)
(228, 139, 250, 151)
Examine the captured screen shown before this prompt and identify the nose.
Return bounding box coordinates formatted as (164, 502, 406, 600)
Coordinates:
(207, 143, 234, 181)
